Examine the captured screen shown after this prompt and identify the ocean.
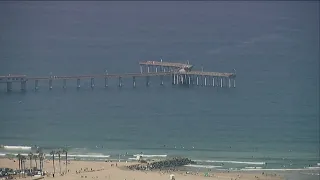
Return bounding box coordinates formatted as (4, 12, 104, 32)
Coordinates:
(0, 1, 319, 179)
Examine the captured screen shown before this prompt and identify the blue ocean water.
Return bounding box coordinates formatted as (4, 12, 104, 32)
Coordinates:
(0, 1, 319, 178)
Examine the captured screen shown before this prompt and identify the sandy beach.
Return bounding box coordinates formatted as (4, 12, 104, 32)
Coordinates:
(0, 158, 284, 180)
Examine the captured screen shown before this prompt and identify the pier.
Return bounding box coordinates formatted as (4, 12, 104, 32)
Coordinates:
(0, 61, 236, 92)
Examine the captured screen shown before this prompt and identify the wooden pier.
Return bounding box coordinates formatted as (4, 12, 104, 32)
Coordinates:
(0, 61, 236, 92)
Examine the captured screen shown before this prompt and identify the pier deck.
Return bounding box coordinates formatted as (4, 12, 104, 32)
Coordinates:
(27, 72, 172, 80)
(181, 71, 235, 78)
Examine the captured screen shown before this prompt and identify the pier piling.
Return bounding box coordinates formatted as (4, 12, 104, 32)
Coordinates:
(160, 75, 164, 86)
(118, 77, 122, 87)
(35, 80, 39, 91)
(77, 79, 80, 88)
(172, 74, 176, 85)
(204, 76, 207, 86)
(105, 70, 109, 88)
(176, 74, 179, 85)
(212, 77, 215, 87)
(196, 76, 199, 86)
(146, 76, 150, 86)
(104, 77, 108, 88)
(6, 82, 12, 92)
(133, 76, 136, 88)
(63, 79, 67, 89)
(91, 78, 95, 88)
(21, 81, 27, 91)
(49, 79, 53, 90)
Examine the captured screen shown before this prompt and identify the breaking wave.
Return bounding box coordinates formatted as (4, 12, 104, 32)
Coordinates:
(244, 167, 262, 169)
(133, 154, 167, 158)
(194, 160, 266, 165)
(67, 154, 110, 158)
(1, 145, 32, 151)
(0, 152, 110, 159)
(184, 164, 222, 169)
(240, 168, 320, 171)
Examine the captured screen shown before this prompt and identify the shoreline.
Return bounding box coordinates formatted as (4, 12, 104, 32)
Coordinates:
(0, 158, 289, 180)
(1, 155, 319, 172)
(1, 158, 319, 180)
(1, 150, 319, 172)
(1, 145, 318, 171)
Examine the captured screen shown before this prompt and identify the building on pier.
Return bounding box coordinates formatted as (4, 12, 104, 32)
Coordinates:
(139, 60, 193, 73)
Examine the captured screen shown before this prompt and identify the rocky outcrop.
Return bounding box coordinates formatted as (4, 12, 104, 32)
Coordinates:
(127, 157, 195, 171)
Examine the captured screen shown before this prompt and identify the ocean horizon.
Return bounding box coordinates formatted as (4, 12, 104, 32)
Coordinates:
(0, 1, 319, 179)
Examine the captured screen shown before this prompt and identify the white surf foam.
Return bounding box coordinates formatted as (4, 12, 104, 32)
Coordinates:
(67, 154, 110, 158)
(300, 172, 320, 176)
(317, 163, 320, 166)
(133, 154, 167, 158)
(184, 164, 222, 169)
(30, 153, 110, 159)
(194, 160, 266, 165)
(240, 168, 320, 171)
(2, 145, 32, 150)
(306, 167, 320, 170)
(7, 153, 30, 156)
(244, 167, 262, 169)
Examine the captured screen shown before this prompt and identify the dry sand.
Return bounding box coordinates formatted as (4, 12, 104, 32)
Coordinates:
(0, 158, 284, 180)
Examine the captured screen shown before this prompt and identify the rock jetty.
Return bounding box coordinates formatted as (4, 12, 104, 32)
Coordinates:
(127, 157, 195, 171)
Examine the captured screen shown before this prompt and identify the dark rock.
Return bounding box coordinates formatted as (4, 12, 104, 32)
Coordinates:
(127, 157, 195, 171)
